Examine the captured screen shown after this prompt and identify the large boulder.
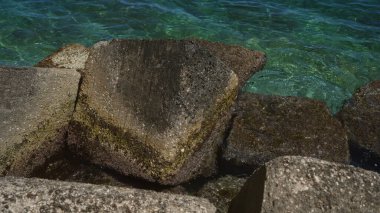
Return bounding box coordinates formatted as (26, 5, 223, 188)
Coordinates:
(337, 80, 380, 156)
(68, 39, 239, 185)
(0, 176, 216, 212)
(223, 93, 349, 170)
(229, 156, 380, 213)
(0, 67, 80, 176)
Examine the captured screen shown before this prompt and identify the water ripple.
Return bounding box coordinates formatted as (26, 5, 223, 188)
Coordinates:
(0, 0, 379, 113)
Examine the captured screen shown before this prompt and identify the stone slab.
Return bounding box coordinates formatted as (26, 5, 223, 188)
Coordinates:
(223, 93, 349, 170)
(0, 176, 216, 212)
(35, 44, 89, 70)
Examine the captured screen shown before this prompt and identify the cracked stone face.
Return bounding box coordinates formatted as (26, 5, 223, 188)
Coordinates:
(68, 39, 238, 185)
(0, 67, 80, 176)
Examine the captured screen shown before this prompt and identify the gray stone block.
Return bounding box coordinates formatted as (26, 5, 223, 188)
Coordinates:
(68, 39, 238, 185)
(0, 67, 80, 176)
(229, 156, 380, 213)
(223, 93, 349, 170)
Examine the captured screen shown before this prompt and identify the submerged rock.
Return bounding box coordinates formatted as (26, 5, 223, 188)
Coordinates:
(35, 44, 89, 70)
(194, 40, 266, 89)
(0, 67, 80, 176)
(337, 80, 380, 156)
(197, 175, 247, 213)
(0, 176, 216, 212)
(223, 93, 349, 171)
(68, 39, 238, 185)
(229, 156, 380, 213)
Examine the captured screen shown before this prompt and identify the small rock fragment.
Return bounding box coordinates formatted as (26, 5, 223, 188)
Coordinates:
(197, 175, 247, 213)
(35, 44, 89, 70)
(194, 40, 266, 89)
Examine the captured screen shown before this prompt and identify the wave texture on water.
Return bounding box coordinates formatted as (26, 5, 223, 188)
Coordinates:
(0, 0, 379, 112)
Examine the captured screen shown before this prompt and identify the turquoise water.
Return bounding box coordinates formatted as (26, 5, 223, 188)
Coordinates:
(0, 0, 379, 113)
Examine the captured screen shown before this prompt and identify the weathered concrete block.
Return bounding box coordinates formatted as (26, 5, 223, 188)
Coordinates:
(0, 67, 80, 176)
(68, 39, 238, 185)
(223, 93, 349, 170)
(229, 156, 380, 213)
(0, 176, 216, 212)
(194, 40, 266, 89)
(35, 44, 89, 70)
(337, 80, 380, 156)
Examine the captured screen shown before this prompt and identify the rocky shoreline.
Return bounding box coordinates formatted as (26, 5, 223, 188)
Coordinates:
(0, 39, 379, 212)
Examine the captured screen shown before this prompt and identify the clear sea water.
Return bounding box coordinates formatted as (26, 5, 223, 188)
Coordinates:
(0, 0, 379, 113)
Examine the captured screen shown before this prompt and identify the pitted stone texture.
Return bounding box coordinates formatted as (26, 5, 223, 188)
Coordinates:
(0, 176, 216, 213)
(35, 44, 89, 70)
(223, 93, 349, 170)
(194, 40, 266, 89)
(337, 80, 380, 156)
(0, 67, 80, 176)
(229, 156, 380, 213)
(69, 39, 238, 185)
(197, 175, 247, 213)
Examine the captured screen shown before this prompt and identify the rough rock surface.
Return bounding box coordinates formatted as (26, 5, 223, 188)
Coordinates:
(223, 93, 349, 170)
(337, 80, 380, 156)
(0, 176, 216, 212)
(197, 175, 247, 213)
(35, 44, 89, 70)
(0, 67, 80, 176)
(68, 39, 238, 185)
(194, 40, 266, 89)
(229, 156, 380, 213)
